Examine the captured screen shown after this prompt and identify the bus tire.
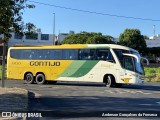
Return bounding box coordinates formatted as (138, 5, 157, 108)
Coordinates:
(24, 73, 34, 84)
(35, 73, 45, 84)
(104, 75, 114, 88)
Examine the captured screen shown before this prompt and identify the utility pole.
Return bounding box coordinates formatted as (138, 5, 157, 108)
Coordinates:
(53, 13, 55, 45)
(1, 42, 6, 88)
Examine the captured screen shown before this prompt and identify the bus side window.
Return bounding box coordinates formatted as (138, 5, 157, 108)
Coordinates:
(43, 50, 48, 59)
(62, 49, 78, 60)
(47, 49, 54, 59)
(22, 50, 33, 60)
(62, 50, 70, 60)
(78, 50, 82, 60)
(124, 57, 134, 71)
(37, 50, 46, 60)
(78, 49, 95, 60)
(96, 49, 107, 60)
(69, 50, 78, 60)
(10, 49, 21, 59)
(114, 50, 123, 64)
(83, 49, 90, 60)
(29, 51, 35, 59)
(90, 49, 96, 60)
(44, 50, 51, 59)
(53, 50, 62, 60)
(96, 49, 115, 62)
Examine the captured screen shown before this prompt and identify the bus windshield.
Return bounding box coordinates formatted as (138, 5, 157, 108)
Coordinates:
(133, 52, 145, 75)
(113, 49, 144, 75)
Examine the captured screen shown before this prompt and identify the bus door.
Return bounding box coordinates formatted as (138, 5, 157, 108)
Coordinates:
(119, 54, 139, 84)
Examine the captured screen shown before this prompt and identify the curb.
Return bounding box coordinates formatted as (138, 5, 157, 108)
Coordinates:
(0, 87, 32, 120)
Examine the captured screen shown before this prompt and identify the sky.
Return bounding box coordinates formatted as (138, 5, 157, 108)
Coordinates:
(23, 0, 160, 38)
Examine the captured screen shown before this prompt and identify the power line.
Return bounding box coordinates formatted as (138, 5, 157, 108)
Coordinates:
(28, 0, 160, 22)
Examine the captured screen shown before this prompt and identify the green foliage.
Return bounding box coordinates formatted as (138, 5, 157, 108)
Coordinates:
(144, 67, 160, 82)
(118, 29, 147, 53)
(0, 0, 35, 42)
(0, 65, 6, 80)
(143, 35, 149, 39)
(146, 47, 160, 56)
(61, 32, 116, 44)
(149, 69, 156, 74)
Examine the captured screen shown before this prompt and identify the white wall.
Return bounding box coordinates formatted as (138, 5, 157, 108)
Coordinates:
(145, 39, 160, 48)
(2, 33, 55, 47)
(58, 33, 69, 43)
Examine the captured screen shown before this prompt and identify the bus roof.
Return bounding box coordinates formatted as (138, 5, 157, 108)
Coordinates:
(10, 44, 138, 53)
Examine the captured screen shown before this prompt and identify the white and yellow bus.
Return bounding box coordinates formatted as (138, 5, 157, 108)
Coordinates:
(7, 44, 148, 87)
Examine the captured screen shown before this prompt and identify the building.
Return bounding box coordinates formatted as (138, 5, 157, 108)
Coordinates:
(144, 34, 160, 48)
(57, 33, 69, 44)
(149, 34, 160, 40)
(57, 31, 75, 44)
(145, 39, 160, 48)
(0, 32, 55, 48)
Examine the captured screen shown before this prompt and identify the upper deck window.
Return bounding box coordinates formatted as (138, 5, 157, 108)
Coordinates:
(25, 33, 38, 40)
(14, 33, 23, 39)
(10, 48, 114, 63)
(41, 34, 49, 40)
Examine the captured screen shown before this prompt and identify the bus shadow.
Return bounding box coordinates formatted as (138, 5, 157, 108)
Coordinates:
(28, 95, 160, 119)
(46, 81, 105, 87)
(122, 84, 160, 91)
(46, 81, 160, 91)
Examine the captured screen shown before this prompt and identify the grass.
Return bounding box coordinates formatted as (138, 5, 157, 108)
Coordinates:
(144, 67, 160, 82)
(0, 65, 7, 80)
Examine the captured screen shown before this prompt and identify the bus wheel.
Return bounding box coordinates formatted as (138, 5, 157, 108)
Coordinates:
(105, 75, 114, 87)
(24, 73, 34, 84)
(35, 74, 45, 84)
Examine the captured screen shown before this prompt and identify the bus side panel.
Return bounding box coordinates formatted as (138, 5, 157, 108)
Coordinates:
(30, 60, 73, 81)
(7, 59, 35, 80)
(58, 61, 119, 83)
(59, 60, 98, 81)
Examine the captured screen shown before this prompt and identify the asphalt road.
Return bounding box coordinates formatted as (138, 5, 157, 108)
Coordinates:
(1, 80, 160, 120)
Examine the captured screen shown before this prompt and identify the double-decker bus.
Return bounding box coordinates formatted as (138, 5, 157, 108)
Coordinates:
(7, 44, 148, 87)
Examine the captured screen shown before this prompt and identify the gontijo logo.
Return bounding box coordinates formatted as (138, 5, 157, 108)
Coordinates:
(30, 61, 60, 66)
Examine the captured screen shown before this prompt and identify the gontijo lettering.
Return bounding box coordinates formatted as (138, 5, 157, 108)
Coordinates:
(30, 61, 60, 66)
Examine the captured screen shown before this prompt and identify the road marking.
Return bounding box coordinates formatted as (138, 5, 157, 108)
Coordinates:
(135, 90, 152, 94)
(140, 104, 153, 106)
(156, 101, 160, 104)
(104, 90, 114, 94)
(104, 89, 152, 95)
(135, 90, 143, 93)
(143, 92, 152, 95)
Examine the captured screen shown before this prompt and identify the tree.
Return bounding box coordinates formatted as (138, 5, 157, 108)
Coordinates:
(0, 0, 35, 42)
(86, 35, 115, 44)
(118, 29, 147, 53)
(0, 0, 35, 87)
(61, 32, 116, 44)
(143, 35, 149, 40)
